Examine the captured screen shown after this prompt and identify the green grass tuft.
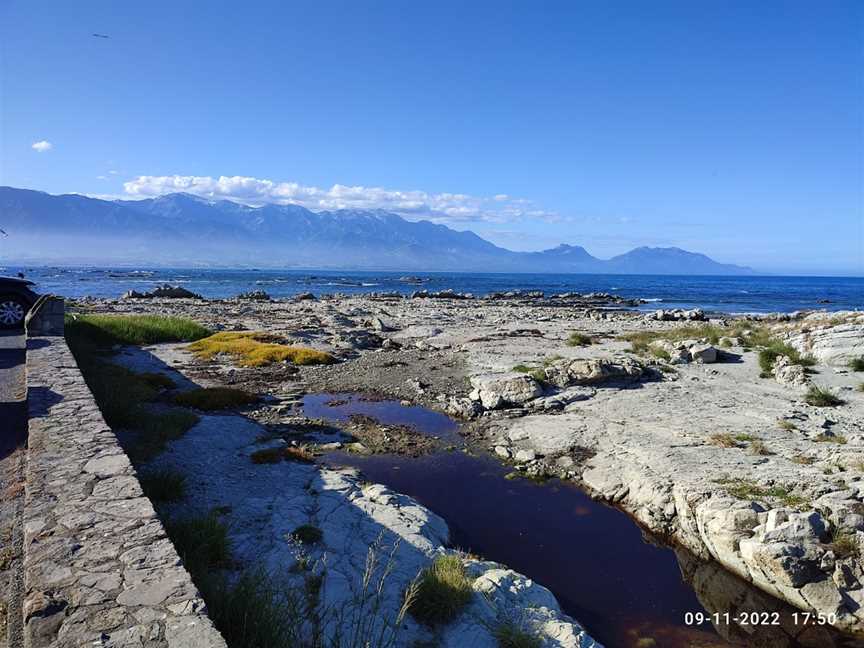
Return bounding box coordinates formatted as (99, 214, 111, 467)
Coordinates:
(165, 514, 232, 575)
(66, 313, 211, 348)
(128, 409, 200, 461)
(566, 332, 594, 347)
(805, 385, 845, 407)
(138, 372, 176, 390)
(493, 622, 542, 648)
(409, 555, 474, 627)
(173, 387, 259, 411)
(849, 357, 864, 372)
(139, 468, 187, 502)
(715, 477, 809, 509)
(831, 530, 859, 558)
(196, 570, 304, 648)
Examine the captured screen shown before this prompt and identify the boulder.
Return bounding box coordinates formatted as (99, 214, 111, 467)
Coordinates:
(122, 284, 202, 299)
(469, 374, 544, 410)
(784, 321, 864, 368)
(650, 308, 706, 322)
(236, 290, 271, 301)
(543, 356, 644, 388)
(772, 355, 809, 387)
(689, 343, 719, 364)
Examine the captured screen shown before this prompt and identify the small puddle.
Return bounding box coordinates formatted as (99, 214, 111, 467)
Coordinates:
(302, 393, 851, 648)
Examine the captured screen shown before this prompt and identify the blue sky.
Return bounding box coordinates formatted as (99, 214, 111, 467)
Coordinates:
(1, 0, 862, 274)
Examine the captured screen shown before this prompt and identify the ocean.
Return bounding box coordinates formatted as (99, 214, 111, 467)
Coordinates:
(6, 265, 862, 314)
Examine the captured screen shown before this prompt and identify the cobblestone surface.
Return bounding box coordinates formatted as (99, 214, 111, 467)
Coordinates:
(23, 337, 226, 648)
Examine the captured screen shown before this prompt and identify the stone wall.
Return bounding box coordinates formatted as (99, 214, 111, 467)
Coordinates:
(23, 336, 226, 648)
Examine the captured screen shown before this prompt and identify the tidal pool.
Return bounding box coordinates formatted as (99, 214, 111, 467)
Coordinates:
(303, 393, 857, 648)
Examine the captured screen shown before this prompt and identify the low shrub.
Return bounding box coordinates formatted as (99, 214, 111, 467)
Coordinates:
(188, 332, 335, 367)
(409, 555, 473, 627)
(849, 357, 864, 372)
(173, 387, 259, 410)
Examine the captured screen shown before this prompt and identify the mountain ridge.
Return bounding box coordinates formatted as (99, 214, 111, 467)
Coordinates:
(0, 186, 756, 274)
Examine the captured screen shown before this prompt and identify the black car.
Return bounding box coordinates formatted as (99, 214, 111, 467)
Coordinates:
(0, 276, 38, 329)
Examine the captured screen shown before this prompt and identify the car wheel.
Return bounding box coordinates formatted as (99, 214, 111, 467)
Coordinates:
(0, 294, 28, 330)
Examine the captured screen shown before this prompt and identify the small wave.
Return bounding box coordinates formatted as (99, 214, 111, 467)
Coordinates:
(642, 298, 663, 302)
(361, 282, 380, 287)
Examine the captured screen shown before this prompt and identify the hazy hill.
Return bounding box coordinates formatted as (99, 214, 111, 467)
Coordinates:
(0, 186, 755, 274)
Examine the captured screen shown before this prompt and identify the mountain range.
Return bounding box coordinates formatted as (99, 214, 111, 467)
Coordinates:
(0, 186, 755, 274)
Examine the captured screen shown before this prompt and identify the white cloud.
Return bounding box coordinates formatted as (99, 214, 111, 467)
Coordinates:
(31, 140, 53, 153)
(122, 174, 560, 225)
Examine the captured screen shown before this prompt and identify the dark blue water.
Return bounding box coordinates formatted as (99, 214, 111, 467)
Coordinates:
(6, 265, 862, 314)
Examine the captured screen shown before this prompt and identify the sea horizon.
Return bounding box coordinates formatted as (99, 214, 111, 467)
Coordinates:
(8, 264, 863, 315)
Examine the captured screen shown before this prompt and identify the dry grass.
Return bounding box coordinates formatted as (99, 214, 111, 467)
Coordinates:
(188, 332, 335, 367)
(791, 454, 814, 465)
(777, 419, 797, 431)
(814, 433, 848, 445)
(747, 438, 770, 456)
(708, 433, 739, 448)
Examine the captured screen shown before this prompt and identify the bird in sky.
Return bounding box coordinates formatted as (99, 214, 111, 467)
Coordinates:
(92, 33, 110, 39)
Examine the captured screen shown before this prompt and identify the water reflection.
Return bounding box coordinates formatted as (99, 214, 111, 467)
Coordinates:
(303, 394, 864, 647)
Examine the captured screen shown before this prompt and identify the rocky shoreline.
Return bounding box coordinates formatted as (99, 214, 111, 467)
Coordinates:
(72, 291, 864, 644)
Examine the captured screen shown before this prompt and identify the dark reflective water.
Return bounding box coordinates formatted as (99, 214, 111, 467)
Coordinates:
(303, 393, 733, 647)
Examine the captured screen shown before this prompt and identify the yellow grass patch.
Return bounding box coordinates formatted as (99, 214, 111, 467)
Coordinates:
(188, 332, 335, 367)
